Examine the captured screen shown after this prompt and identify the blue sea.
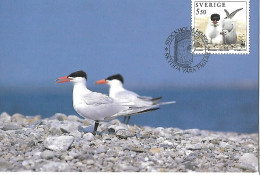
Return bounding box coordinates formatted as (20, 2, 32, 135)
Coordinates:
(0, 87, 258, 133)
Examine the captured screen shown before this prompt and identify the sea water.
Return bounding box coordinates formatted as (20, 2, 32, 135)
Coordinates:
(0, 87, 258, 133)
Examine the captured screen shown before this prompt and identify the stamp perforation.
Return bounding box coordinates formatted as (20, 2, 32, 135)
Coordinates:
(191, 0, 250, 54)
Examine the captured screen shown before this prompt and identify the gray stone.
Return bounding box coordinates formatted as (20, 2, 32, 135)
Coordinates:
(64, 155, 73, 161)
(125, 145, 146, 153)
(22, 159, 35, 169)
(108, 125, 127, 132)
(86, 159, 95, 165)
(219, 141, 229, 148)
(49, 127, 62, 135)
(185, 155, 197, 161)
(109, 119, 121, 125)
(82, 133, 94, 141)
(94, 147, 107, 154)
(32, 151, 42, 159)
(27, 119, 42, 129)
(0, 158, 10, 169)
(40, 150, 55, 159)
(68, 149, 81, 158)
(27, 140, 36, 147)
(175, 157, 184, 163)
(116, 129, 135, 139)
(67, 115, 81, 122)
(0, 112, 11, 123)
(11, 113, 26, 125)
(78, 125, 94, 133)
(44, 135, 74, 152)
(186, 143, 202, 150)
(69, 130, 82, 139)
(50, 113, 67, 121)
(2, 123, 21, 131)
(40, 162, 71, 171)
(25, 115, 42, 125)
(60, 121, 80, 133)
(185, 162, 197, 171)
(238, 153, 258, 171)
(184, 129, 201, 136)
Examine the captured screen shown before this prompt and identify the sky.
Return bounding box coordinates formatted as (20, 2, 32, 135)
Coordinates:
(0, 0, 258, 91)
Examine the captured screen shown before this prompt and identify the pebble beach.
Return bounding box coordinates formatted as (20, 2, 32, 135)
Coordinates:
(0, 112, 258, 172)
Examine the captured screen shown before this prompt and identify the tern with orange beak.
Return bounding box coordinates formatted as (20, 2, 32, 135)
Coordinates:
(96, 74, 176, 124)
(56, 70, 160, 134)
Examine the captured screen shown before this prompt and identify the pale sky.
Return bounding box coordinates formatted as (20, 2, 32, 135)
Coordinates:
(0, 0, 258, 90)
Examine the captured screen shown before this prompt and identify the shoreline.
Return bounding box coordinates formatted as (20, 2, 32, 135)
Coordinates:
(0, 112, 258, 172)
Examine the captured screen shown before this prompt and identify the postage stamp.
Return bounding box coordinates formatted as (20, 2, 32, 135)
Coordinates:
(165, 27, 210, 73)
(191, 0, 250, 54)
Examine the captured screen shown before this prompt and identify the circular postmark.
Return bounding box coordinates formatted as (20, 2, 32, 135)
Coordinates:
(164, 27, 210, 73)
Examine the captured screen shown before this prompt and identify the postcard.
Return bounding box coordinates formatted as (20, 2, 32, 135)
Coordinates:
(0, 0, 258, 173)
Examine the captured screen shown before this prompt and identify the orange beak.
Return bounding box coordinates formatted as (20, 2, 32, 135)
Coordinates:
(56, 76, 71, 83)
(95, 79, 107, 84)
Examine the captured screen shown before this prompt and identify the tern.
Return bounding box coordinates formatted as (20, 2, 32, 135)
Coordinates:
(95, 74, 176, 124)
(56, 70, 160, 134)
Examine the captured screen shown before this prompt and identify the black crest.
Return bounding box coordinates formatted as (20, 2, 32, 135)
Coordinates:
(106, 74, 124, 84)
(210, 14, 220, 21)
(68, 70, 87, 79)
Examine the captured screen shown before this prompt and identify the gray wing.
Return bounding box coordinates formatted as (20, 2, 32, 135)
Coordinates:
(137, 96, 153, 100)
(83, 92, 114, 105)
(228, 8, 243, 18)
(224, 9, 230, 17)
(137, 96, 162, 103)
(105, 105, 160, 121)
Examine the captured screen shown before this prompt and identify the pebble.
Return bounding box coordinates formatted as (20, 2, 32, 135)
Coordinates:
(149, 148, 162, 154)
(64, 155, 73, 161)
(219, 141, 229, 148)
(186, 143, 202, 150)
(60, 121, 80, 133)
(78, 125, 94, 133)
(184, 129, 201, 136)
(49, 113, 67, 121)
(238, 153, 258, 171)
(116, 129, 134, 139)
(26, 115, 42, 125)
(86, 159, 95, 165)
(2, 124, 22, 131)
(0, 112, 11, 123)
(67, 115, 82, 122)
(82, 133, 94, 141)
(40, 162, 71, 171)
(94, 147, 107, 154)
(125, 145, 146, 153)
(11, 113, 26, 125)
(0, 112, 258, 172)
(40, 150, 55, 160)
(44, 135, 74, 152)
(0, 158, 10, 169)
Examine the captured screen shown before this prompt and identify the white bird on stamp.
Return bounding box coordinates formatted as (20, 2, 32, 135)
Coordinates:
(205, 13, 223, 45)
(221, 8, 243, 44)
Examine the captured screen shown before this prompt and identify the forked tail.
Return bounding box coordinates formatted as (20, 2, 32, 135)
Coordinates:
(157, 101, 176, 105)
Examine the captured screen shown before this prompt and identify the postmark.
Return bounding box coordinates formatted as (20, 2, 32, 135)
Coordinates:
(165, 27, 210, 73)
(191, 0, 250, 54)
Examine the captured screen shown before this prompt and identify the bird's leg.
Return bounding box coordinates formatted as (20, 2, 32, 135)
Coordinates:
(123, 117, 126, 124)
(93, 121, 99, 135)
(126, 116, 130, 125)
